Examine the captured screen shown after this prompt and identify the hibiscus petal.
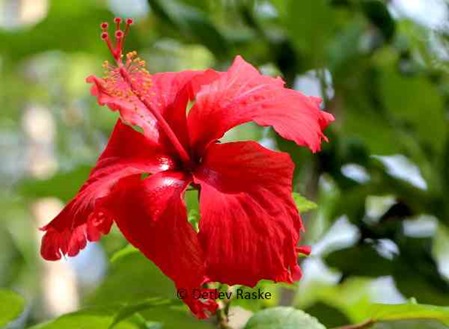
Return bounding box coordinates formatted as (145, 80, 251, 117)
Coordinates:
(193, 141, 302, 287)
(187, 56, 334, 154)
(40, 120, 174, 260)
(99, 172, 217, 319)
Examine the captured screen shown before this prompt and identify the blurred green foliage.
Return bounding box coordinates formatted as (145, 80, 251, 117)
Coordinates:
(2, 0, 449, 328)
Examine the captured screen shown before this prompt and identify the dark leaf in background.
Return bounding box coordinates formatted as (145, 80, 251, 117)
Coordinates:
(147, 0, 230, 60)
(325, 244, 393, 278)
(304, 302, 350, 328)
(393, 238, 449, 306)
(361, 0, 396, 42)
(284, 0, 335, 68)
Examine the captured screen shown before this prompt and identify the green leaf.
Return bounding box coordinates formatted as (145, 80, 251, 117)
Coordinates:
(372, 320, 448, 329)
(19, 165, 91, 202)
(392, 238, 449, 305)
(101, 249, 212, 328)
(361, 0, 396, 42)
(88, 248, 175, 305)
(293, 193, 317, 213)
(368, 301, 449, 325)
(140, 306, 213, 329)
(0, 290, 25, 328)
(0, 1, 111, 62)
(380, 66, 445, 154)
(305, 302, 350, 328)
(244, 307, 326, 329)
(285, 0, 334, 66)
(28, 306, 146, 329)
(347, 300, 449, 328)
(148, 0, 230, 59)
(110, 298, 177, 329)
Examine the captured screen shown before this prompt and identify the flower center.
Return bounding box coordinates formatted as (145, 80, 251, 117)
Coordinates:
(99, 18, 193, 168)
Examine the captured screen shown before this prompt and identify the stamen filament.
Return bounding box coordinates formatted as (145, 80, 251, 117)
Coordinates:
(101, 33, 116, 59)
(118, 65, 193, 167)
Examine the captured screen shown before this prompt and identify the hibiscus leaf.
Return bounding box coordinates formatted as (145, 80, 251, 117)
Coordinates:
(140, 307, 213, 329)
(244, 307, 326, 329)
(304, 302, 350, 328)
(19, 165, 91, 202)
(0, 289, 25, 328)
(87, 248, 176, 305)
(109, 298, 178, 329)
(368, 300, 449, 325)
(292, 193, 317, 213)
(344, 300, 449, 328)
(28, 305, 148, 329)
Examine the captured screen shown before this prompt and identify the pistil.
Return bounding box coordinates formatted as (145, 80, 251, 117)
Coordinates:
(99, 18, 193, 168)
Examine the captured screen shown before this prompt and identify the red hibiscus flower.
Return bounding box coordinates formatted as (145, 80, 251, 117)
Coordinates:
(40, 18, 334, 318)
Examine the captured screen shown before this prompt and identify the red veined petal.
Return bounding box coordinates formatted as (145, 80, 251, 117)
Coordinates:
(98, 172, 217, 319)
(149, 70, 218, 148)
(40, 120, 175, 261)
(187, 56, 334, 155)
(193, 141, 302, 286)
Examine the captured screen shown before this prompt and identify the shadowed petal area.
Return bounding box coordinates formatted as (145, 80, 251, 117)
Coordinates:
(40, 120, 175, 261)
(194, 141, 302, 287)
(100, 172, 217, 319)
(187, 56, 334, 155)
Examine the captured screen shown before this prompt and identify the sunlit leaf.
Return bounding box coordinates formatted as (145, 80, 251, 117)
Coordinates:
(292, 193, 317, 213)
(0, 290, 25, 328)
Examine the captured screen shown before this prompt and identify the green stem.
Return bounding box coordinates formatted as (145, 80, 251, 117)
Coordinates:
(216, 305, 232, 329)
(215, 285, 233, 329)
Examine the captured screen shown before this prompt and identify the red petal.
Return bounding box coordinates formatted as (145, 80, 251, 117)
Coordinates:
(99, 172, 217, 318)
(149, 70, 217, 147)
(187, 56, 334, 154)
(193, 141, 302, 286)
(40, 120, 174, 260)
(86, 75, 162, 144)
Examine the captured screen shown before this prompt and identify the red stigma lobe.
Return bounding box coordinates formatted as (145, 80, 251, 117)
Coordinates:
(93, 18, 194, 166)
(100, 17, 134, 63)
